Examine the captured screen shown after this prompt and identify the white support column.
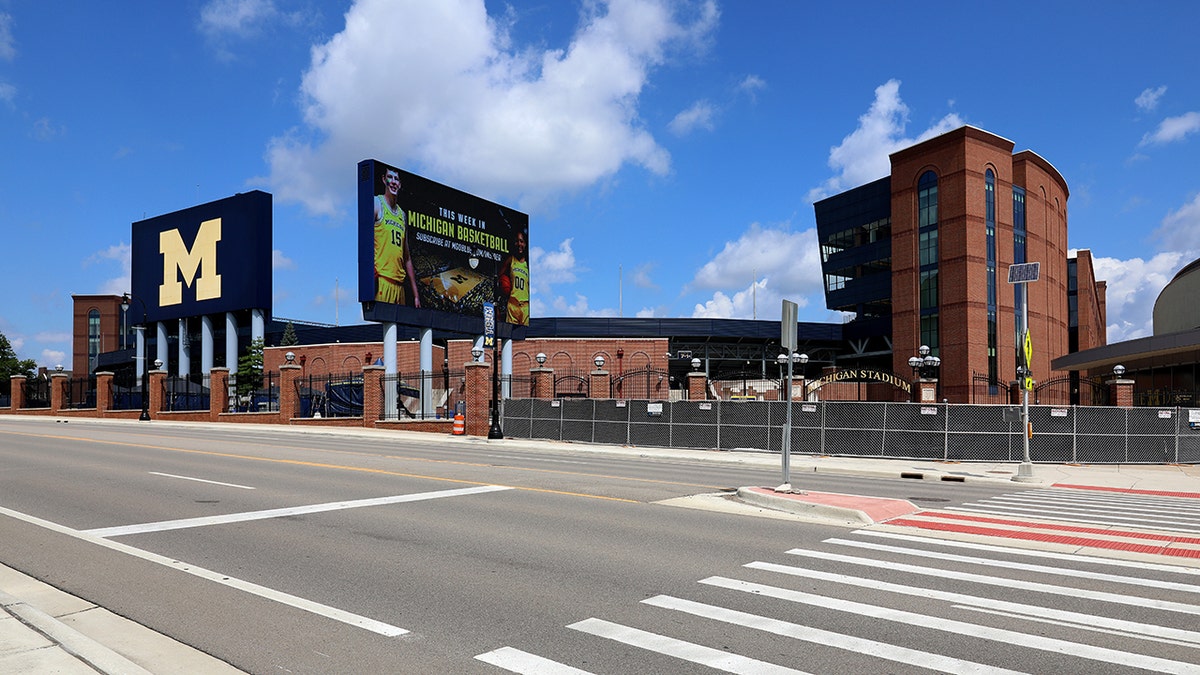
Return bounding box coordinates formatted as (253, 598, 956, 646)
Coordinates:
(225, 312, 238, 370)
(383, 323, 398, 420)
(156, 322, 169, 371)
(502, 338, 513, 399)
(135, 326, 146, 378)
(419, 327, 433, 416)
(200, 315, 214, 375)
(250, 309, 265, 345)
(178, 317, 190, 378)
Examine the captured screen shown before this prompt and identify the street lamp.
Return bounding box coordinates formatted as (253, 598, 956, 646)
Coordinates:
(594, 355, 605, 369)
(1113, 364, 1126, 377)
(535, 352, 547, 366)
(121, 293, 152, 421)
(690, 357, 701, 371)
(471, 346, 483, 361)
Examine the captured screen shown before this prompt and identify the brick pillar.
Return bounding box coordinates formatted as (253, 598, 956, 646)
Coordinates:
(687, 371, 707, 401)
(95, 372, 113, 414)
(465, 361, 490, 436)
(50, 373, 68, 412)
(362, 365, 384, 426)
(531, 367, 553, 399)
(209, 368, 229, 420)
(913, 378, 938, 403)
(279, 365, 301, 421)
(10, 375, 25, 409)
(589, 368, 610, 399)
(1108, 378, 1134, 408)
(149, 369, 167, 417)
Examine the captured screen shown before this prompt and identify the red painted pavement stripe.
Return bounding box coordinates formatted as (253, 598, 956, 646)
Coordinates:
(918, 511, 1200, 545)
(887, 517, 1200, 558)
(1052, 483, 1200, 499)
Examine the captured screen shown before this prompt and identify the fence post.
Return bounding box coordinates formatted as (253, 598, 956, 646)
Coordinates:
(149, 368, 167, 416)
(209, 368, 229, 420)
(50, 373, 68, 413)
(687, 371, 707, 401)
(589, 367, 610, 400)
(532, 366, 554, 399)
(95, 372, 113, 414)
(362, 365, 384, 427)
(943, 401, 950, 461)
(10, 375, 25, 409)
(278, 365, 302, 422)
(465, 360, 490, 436)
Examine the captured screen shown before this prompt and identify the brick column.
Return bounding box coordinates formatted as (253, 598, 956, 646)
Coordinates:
(589, 368, 610, 399)
(531, 367, 554, 399)
(10, 375, 25, 409)
(1108, 378, 1134, 408)
(279, 365, 302, 421)
(50, 373, 68, 412)
(95, 372, 113, 414)
(687, 371, 707, 401)
(362, 365, 384, 426)
(465, 361, 490, 436)
(149, 368, 167, 417)
(209, 368, 229, 420)
(913, 378, 938, 403)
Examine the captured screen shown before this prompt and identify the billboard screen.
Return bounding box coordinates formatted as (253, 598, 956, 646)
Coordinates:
(358, 160, 530, 336)
(131, 191, 273, 324)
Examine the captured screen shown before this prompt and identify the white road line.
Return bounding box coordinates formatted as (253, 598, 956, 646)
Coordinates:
(856, 530, 1200, 576)
(955, 605, 1200, 649)
(85, 485, 512, 538)
(784, 548, 1200, 616)
(746, 560, 1200, 646)
(824, 538, 1200, 594)
(643, 595, 1029, 675)
(992, 492, 1200, 514)
(0, 504, 408, 637)
(568, 617, 806, 674)
(946, 504, 1200, 532)
(475, 646, 596, 674)
(148, 472, 256, 490)
(701, 577, 1200, 674)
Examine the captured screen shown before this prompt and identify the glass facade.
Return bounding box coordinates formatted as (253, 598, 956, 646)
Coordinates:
(917, 171, 939, 352)
(87, 308, 100, 374)
(985, 170, 998, 383)
(1012, 186, 1027, 363)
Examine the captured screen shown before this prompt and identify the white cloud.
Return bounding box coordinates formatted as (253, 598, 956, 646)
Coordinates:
(1140, 111, 1200, 146)
(1135, 85, 1167, 112)
(687, 225, 823, 319)
(1092, 251, 1186, 342)
(85, 242, 130, 267)
(0, 82, 14, 106)
(628, 262, 657, 290)
(199, 0, 278, 37)
(737, 74, 765, 100)
(1153, 192, 1200, 253)
(41, 350, 66, 368)
(0, 13, 15, 61)
(262, 0, 718, 216)
(31, 117, 65, 141)
(273, 249, 296, 270)
(807, 79, 963, 202)
(668, 100, 715, 136)
(530, 239, 579, 288)
(35, 332, 71, 343)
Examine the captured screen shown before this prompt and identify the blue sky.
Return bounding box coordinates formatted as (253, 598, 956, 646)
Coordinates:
(2, 0, 1199, 369)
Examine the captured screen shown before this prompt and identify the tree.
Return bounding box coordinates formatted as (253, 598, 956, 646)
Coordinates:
(0, 332, 36, 394)
(280, 321, 299, 347)
(235, 338, 265, 402)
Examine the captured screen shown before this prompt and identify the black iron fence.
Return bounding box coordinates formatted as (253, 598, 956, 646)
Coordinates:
(62, 375, 97, 410)
(23, 378, 50, 409)
(229, 372, 280, 413)
(378, 370, 467, 420)
(162, 374, 211, 412)
(502, 398, 1200, 464)
(295, 372, 363, 418)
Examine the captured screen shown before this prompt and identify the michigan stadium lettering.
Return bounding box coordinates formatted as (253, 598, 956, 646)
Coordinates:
(808, 369, 911, 394)
(159, 218, 222, 306)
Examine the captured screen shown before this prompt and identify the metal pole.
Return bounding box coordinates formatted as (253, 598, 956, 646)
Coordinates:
(138, 322, 151, 421)
(781, 355, 793, 489)
(1014, 285, 1035, 481)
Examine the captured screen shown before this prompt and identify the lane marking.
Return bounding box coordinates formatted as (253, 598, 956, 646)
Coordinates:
(984, 493, 1200, 517)
(148, 472, 255, 490)
(947, 504, 1200, 532)
(643, 595, 1028, 675)
(825, 537, 1200, 594)
(908, 511, 1200, 544)
(747, 560, 1200, 646)
(886, 517, 1200, 559)
(701, 577, 1200, 674)
(568, 617, 806, 674)
(956, 605, 1200, 649)
(0, 504, 408, 637)
(1054, 484, 1200, 499)
(857, 530, 1200, 575)
(0, 429, 641, 504)
(85, 485, 512, 538)
(475, 646, 596, 674)
(784, 547, 1200, 615)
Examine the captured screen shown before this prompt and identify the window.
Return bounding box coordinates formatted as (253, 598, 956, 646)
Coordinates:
(88, 308, 101, 374)
(1012, 186, 1027, 361)
(917, 171, 939, 355)
(985, 169, 998, 384)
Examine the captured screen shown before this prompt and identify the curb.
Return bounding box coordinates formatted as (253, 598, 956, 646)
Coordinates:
(0, 590, 153, 675)
(736, 487, 920, 525)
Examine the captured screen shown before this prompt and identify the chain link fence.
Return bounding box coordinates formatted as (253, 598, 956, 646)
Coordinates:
(502, 399, 1200, 464)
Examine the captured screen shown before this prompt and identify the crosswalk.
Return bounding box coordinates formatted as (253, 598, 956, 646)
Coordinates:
(942, 486, 1200, 534)
(474, 528, 1200, 673)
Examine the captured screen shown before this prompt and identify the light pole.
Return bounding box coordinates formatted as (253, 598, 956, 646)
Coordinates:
(121, 293, 152, 421)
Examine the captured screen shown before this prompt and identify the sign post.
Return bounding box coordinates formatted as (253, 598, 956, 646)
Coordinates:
(484, 302, 503, 439)
(778, 300, 798, 492)
(1008, 262, 1040, 482)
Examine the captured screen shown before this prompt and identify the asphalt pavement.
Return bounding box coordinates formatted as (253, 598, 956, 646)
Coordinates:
(2, 417, 1199, 674)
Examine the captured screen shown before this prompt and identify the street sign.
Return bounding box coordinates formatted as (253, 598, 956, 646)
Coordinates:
(1024, 376, 1034, 391)
(1007, 262, 1041, 284)
(1023, 330, 1033, 367)
(781, 300, 797, 351)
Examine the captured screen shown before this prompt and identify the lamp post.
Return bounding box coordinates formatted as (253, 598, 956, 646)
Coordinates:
(535, 352, 547, 366)
(594, 354, 605, 370)
(121, 293, 152, 421)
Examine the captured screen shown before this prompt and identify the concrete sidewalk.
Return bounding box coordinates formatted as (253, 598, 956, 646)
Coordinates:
(2, 417, 1198, 673)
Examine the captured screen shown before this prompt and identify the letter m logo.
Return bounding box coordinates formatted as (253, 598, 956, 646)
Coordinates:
(159, 218, 222, 306)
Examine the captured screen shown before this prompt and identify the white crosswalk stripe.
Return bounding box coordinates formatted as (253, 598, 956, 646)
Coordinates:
(948, 487, 1200, 533)
(475, 529, 1200, 673)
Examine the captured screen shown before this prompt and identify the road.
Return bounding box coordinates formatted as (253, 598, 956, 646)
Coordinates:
(2, 417, 1198, 673)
